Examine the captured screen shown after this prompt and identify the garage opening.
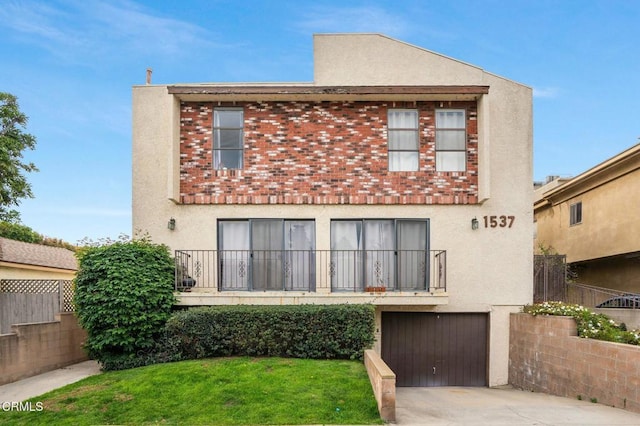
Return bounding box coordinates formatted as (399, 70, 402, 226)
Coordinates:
(381, 312, 488, 387)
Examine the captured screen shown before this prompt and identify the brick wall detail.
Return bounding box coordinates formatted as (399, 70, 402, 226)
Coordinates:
(509, 313, 640, 414)
(179, 101, 478, 205)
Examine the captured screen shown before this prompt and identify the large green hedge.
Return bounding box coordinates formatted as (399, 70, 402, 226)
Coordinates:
(74, 238, 176, 368)
(164, 304, 375, 361)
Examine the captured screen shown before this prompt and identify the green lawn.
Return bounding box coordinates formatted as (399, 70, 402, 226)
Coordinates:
(1, 357, 383, 425)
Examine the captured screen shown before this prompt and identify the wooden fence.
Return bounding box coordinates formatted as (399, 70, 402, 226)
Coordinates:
(533, 254, 567, 303)
(0, 279, 74, 334)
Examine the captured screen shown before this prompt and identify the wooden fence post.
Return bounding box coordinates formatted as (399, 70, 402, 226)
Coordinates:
(59, 280, 64, 313)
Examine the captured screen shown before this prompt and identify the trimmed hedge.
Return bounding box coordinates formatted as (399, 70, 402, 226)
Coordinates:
(164, 304, 375, 361)
(74, 238, 176, 368)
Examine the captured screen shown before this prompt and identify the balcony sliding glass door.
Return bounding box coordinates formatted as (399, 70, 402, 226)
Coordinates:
(330, 219, 429, 291)
(218, 219, 315, 291)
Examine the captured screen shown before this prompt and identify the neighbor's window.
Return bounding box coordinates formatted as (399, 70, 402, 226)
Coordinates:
(435, 109, 466, 172)
(388, 109, 419, 171)
(570, 201, 582, 226)
(213, 108, 243, 169)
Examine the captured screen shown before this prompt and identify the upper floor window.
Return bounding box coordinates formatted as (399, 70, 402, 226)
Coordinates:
(435, 109, 466, 172)
(388, 109, 419, 171)
(213, 108, 243, 170)
(570, 201, 582, 226)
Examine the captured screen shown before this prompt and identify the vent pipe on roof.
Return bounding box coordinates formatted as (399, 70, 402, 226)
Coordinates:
(146, 68, 152, 85)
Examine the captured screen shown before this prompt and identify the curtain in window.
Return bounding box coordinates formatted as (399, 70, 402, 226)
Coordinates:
(219, 221, 250, 290)
(389, 152, 419, 172)
(397, 221, 428, 290)
(284, 221, 316, 290)
(330, 221, 363, 291)
(388, 110, 419, 171)
(213, 109, 243, 169)
(363, 220, 395, 289)
(251, 220, 283, 290)
(219, 219, 315, 291)
(331, 219, 429, 291)
(435, 110, 466, 172)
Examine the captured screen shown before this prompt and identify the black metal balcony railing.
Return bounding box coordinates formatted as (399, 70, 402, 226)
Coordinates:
(174, 250, 446, 293)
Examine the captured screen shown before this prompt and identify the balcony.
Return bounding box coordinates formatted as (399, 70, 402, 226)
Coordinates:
(174, 250, 446, 295)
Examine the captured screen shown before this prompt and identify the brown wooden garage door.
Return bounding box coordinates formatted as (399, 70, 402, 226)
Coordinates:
(381, 312, 488, 387)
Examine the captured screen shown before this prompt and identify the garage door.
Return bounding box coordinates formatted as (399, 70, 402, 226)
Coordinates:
(381, 312, 487, 387)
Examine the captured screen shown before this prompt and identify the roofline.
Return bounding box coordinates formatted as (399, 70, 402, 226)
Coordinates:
(0, 260, 77, 273)
(539, 143, 640, 204)
(312, 33, 532, 90)
(167, 85, 490, 102)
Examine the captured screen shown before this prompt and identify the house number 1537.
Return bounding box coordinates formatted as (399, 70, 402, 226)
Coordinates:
(483, 215, 515, 228)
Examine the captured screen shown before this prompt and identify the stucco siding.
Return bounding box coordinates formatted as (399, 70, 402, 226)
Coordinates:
(536, 166, 640, 263)
(314, 34, 485, 86)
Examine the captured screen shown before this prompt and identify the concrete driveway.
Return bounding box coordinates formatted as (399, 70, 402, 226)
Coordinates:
(396, 386, 640, 425)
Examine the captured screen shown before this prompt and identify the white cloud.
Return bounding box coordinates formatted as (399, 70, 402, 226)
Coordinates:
(0, 0, 224, 64)
(533, 86, 560, 99)
(295, 5, 413, 39)
(0, 2, 82, 51)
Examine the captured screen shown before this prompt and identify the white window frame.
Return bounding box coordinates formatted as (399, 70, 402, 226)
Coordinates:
(435, 108, 466, 172)
(388, 109, 419, 171)
(213, 108, 244, 170)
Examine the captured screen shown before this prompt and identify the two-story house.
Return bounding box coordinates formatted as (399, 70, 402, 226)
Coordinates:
(132, 33, 533, 387)
(534, 143, 640, 294)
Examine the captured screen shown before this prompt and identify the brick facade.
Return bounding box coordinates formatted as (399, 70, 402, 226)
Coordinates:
(179, 101, 478, 205)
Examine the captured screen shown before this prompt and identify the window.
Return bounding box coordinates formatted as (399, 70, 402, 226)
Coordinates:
(435, 109, 466, 172)
(570, 201, 582, 226)
(330, 219, 429, 291)
(218, 219, 315, 291)
(213, 108, 243, 169)
(388, 109, 419, 171)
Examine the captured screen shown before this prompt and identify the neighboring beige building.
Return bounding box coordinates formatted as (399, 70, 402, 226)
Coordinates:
(132, 34, 533, 387)
(534, 143, 640, 293)
(0, 237, 77, 280)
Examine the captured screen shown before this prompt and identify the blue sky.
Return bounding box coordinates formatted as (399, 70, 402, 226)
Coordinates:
(1, 0, 639, 244)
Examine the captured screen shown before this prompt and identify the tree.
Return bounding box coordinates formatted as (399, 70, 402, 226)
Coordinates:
(0, 92, 38, 223)
(0, 220, 41, 243)
(0, 220, 77, 251)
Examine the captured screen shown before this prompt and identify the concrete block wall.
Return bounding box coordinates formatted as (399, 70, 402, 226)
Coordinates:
(364, 349, 396, 422)
(0, 313, 88, 385)
(179, 100, 479, 205)
(509, 313, 640, 413)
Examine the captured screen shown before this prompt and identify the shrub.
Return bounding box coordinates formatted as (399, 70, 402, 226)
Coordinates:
(164, 304, 375, 361)
(0, 220, 77, 250)
(74, 237, 176, 368)
(523, 301, 640, 345)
